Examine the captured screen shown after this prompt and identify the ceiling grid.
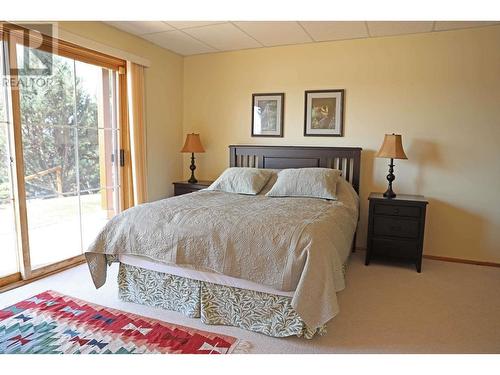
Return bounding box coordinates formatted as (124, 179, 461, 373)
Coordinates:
(106, 21, 499, 56)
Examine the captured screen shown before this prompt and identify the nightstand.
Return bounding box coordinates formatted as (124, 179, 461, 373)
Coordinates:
(365, 192, 428, 272)
(173, 180, 213, 196)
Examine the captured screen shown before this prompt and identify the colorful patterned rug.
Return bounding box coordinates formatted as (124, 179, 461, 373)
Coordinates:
(0, 290, 240, 354)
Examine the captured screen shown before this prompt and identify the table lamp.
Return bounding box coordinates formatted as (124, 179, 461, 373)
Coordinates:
(181, 133, 205, 183)
(376, 133, 408, 198)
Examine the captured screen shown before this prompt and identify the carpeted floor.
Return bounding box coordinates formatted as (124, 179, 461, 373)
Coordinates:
(1, 251, 499, 353)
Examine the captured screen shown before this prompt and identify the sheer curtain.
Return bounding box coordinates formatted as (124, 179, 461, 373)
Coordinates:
(127, 61, 148, 205)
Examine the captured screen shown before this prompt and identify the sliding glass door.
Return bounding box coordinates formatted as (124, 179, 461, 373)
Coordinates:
(17, 45, 121, 269)
(0, 23, 128, 284)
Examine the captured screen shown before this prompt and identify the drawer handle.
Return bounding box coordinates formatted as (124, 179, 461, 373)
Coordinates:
(393, 208, 400, 214)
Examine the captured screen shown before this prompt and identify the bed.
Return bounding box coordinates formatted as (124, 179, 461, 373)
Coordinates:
(85, 145, 362, 339)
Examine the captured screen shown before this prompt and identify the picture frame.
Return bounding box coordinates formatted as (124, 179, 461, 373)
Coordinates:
(304, 89, 344, 137)
(251, 93, 284, 137)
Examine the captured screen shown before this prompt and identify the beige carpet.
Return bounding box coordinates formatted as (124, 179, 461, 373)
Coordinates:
(1, 251, 499, 353)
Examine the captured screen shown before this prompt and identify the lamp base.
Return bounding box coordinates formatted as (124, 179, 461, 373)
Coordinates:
(188, 152, 198, 184)
(383, 188, 396, 199)
(383, 158, 396, 199)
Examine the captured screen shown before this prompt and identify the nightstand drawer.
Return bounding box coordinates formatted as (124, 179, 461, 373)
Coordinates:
(373, 216, 420, 239)
(174, 187, 197, 196)
(374, 204, 420, 218)
(371, 238, 418, 259)
(173, 180, 213, 197)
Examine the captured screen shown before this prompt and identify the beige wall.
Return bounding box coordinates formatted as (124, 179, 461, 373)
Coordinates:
(53, 22, 500, 263)
(59, 22, 184, 201)
(183, 25, 500, 263)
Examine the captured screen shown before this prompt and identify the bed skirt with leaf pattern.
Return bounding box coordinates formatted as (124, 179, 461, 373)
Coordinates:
(117, 263, 328, 339)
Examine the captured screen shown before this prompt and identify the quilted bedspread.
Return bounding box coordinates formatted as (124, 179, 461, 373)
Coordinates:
(85, 189, 358, 329)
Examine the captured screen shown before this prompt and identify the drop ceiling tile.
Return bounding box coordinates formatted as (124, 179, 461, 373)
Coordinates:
(367, 21, 434, 37)
(233, 21, 312, 47)
(183, 23, 262, 51)
(166, 21, 227, 29)
(299, 21, 368, 42)
(106, 21, 173, 35)
(434, 21, 499, 31)
(142, 30, 216, 56)
(105, 21, 500, 56)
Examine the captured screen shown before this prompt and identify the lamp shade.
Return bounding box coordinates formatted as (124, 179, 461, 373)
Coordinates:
(181, 133, 205, 153)
(376, 134, 408, 160)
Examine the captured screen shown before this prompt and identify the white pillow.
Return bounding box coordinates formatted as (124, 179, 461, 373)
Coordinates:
(207, 167, 274, 195)
(265, 168, 341, 200)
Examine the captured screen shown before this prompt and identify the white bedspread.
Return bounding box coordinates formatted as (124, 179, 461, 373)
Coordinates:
(85, 183, 358, 329)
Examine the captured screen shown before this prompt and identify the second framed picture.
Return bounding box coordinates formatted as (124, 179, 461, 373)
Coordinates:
(304, 89, 344, 137)
(251, 93, 284, 137)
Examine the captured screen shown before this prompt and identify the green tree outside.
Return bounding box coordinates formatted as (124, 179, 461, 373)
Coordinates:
(0, 48, 101, 202)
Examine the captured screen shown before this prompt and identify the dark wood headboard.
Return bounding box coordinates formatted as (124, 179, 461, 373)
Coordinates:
(229, 145, 362, 193)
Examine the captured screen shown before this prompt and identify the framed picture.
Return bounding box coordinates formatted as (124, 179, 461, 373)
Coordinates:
(304, 89, 344, 137)
(251, 93, 284, 137)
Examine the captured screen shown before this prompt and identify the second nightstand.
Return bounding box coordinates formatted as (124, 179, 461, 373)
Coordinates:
(365, 192, 428, 272)
(173, 180, 213, 196)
